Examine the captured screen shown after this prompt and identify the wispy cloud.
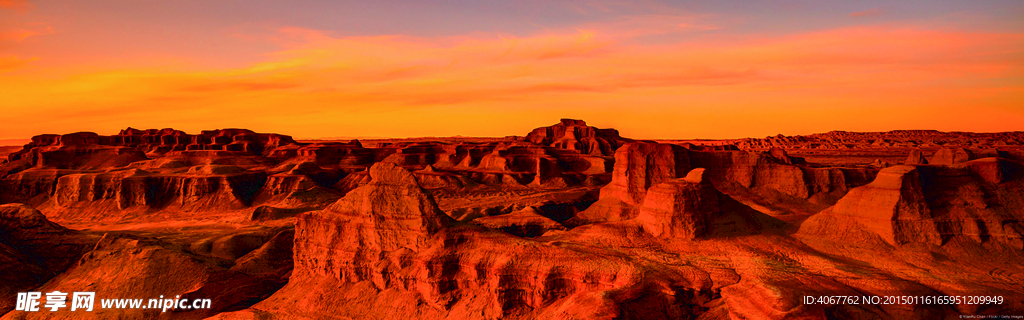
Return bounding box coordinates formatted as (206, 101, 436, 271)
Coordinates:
(0, 55, 35, 72)
(0, 23, 50, 71)
(0, 25, 53, 42)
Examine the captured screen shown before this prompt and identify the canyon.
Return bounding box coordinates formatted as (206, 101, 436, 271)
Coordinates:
(1, 119, 1022, 319)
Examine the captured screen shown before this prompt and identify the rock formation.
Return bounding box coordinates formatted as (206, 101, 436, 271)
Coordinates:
(636, 168, 720, 239)
(731, 130, 1024, 150)
(217, 162, 717, 319)
(799, 165, 943, 245)
(573, 142, 690, 223)
(470, 207, 566, 237)
(292, 162, 453, 285)
(801, 161, 1024, 248)
(929, 147, 975, 165)
(0, 204, 93, 314)
(3, 122, 1024, 319)
(11, 233, 283, 319)
(576, 141, 878, 226)
(905, 149, 928, 164)
(524, 118, 632, 156)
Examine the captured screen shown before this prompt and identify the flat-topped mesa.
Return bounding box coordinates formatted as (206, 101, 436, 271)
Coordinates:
(8, 128, 299, 163)
(525, 119, 633, 156)
(50, 165, 269, 220)
(293, 162, 454, 284)
(6, 132, 149, 171)
(269, 141, 375, 167)
(121, 127, 298, 154)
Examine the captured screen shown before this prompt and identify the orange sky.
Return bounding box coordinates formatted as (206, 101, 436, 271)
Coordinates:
(1, 1, 1022, 141)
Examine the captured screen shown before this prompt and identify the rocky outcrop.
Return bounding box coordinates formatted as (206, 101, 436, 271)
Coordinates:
(252, 161, 345, 209)
(0, 204, 89, 269)
(732, 130, 1024, 150)
(414, 165, 472, 189)
(48, 166, 268, 220)
(218, 162, 717, 319)
(767, 147, 796, 164)
(574, 142, 690, 223)
(0, 204, 93, 314)
(6, 123, 1024, 319)
(799, 166, 942, 245)
(7, 128, 297, 163)
(636, 168, 720, 239)
(959, 157, 1023, 184)
(577, 142, 876, 225)
(0, 121, 629, 216)
(689, 150, 878, 210)
(0, 169, 65, 207)
(268, 140, 374, 166)
(801, 162, 1024, 248)
(5, 233, 282, 319)
(905, 149, 928, 164)
(230, 229, 295, 281)
(293, 162, 453, 284)
(525, 119, 632, 156)
(929, 147, 974, 165)
(470, 207, 566, 237)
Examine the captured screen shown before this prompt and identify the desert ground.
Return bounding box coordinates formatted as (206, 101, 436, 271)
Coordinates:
(1, 119, 1022, 319)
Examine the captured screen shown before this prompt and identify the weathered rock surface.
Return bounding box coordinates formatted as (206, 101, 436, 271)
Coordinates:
(576, 141, 878, 226)
(0, 233, 282, 320)
(293, 162, 453, 285)
(730, 130, 1024, 150)
(573, 142, 690, 223)
(214, 162, 719, 319)
(930, 147, 975, 165)
(636, 168, 720, 239)
(525, 119, 633, 156)
(230, 229, 295, 282)
(799, 165, 943, 245)
(801, 161, 1024, 248)
(905, 149, 929, 164)
(0, 123, 628, 221)
(0, 204, 93, 314)
(470, 207, 566, 237)
(3, 123, 1024, 320)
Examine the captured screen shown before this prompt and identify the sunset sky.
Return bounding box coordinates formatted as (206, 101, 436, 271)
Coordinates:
(1, 0, 1022, 141)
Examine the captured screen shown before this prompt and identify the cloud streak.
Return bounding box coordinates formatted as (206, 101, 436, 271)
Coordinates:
(0, 25, 52, 43)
